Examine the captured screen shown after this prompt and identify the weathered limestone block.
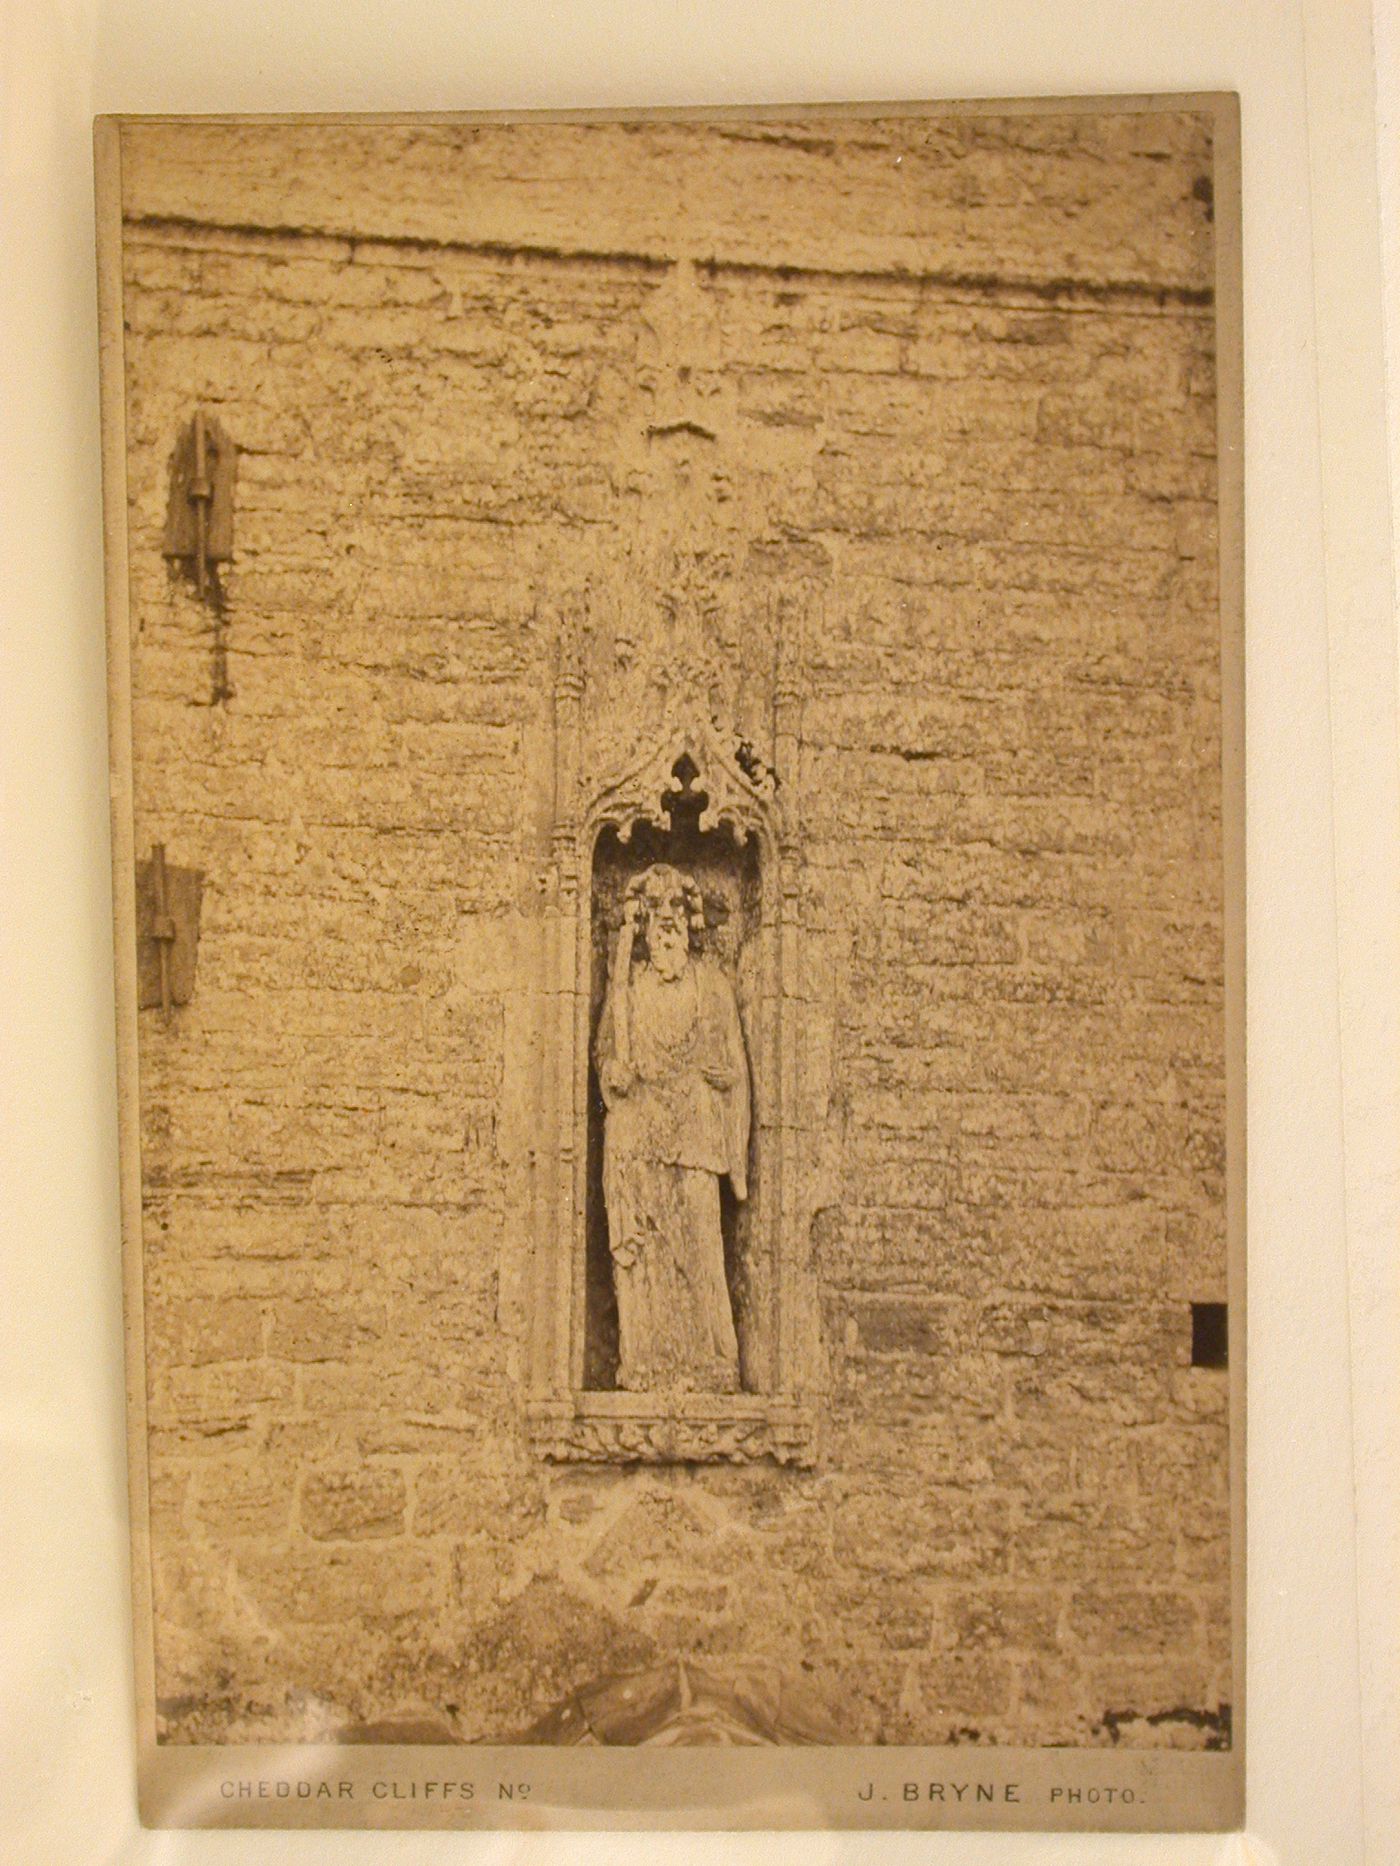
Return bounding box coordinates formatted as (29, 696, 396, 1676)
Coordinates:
(233, 1546, 440, 1624)
(1064, 1588, 1200, 1655)
(193, 1460, 296, 1539)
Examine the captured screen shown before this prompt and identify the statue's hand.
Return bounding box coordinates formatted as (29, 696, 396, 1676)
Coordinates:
(601, 1060, 634, 1098)
(701, 1064, 734, 1091)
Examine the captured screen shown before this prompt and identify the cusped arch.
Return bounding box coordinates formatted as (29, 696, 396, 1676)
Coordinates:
(582, 715, 785, 852)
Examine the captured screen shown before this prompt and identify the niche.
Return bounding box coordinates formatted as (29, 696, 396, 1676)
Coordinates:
(525, 695, 816, 1466)
(582, 757, 764, 1391)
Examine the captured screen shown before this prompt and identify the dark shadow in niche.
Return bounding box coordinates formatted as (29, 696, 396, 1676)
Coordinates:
(583, 768, 763, 1392)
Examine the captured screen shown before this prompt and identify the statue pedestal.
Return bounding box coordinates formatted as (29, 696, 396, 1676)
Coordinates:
(526, 1391, 817, 1466)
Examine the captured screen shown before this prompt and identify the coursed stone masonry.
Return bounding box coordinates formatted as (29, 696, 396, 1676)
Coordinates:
(119, 109, 1231, 1748)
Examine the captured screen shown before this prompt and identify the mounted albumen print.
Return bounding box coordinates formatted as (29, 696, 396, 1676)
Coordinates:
(97, 93, 1243, 1831)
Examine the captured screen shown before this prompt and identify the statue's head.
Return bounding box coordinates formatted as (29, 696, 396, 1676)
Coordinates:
(625, 863, 704, 982)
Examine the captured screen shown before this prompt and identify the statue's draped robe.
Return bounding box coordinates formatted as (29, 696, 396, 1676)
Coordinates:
(596, 955, 749, 1392)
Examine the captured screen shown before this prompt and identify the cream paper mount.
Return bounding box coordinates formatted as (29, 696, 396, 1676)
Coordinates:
(96, 93, 1244, 1831)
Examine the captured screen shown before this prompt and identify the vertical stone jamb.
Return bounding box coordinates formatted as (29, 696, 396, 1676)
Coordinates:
(773, 591, 807, 1402)
(546, 626, 584, 1396)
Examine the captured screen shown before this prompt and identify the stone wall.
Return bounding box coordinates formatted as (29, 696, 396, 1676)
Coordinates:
(117, 108, 1231, 1748)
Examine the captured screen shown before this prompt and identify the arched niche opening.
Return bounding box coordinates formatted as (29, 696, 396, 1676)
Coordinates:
(526, 689, 815, 1466)
(583, 756, 766, 1392)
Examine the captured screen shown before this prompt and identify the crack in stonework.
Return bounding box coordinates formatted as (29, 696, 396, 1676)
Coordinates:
(123, 212, 674, 275)
(122, 212, 1211, 310)
(697, 255, 1213, 310)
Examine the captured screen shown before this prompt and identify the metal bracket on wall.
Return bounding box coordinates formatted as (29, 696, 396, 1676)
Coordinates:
(136, 844, 204, 1019)
(163, 410, 235, 602)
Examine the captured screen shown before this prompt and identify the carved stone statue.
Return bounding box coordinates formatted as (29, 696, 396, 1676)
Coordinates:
(594, 862, 749, 1393)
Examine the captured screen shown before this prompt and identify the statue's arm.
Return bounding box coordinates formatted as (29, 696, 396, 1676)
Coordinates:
(596, 920, 636, 1104)
(725, 974, 751, 1161)
(707, 966, 750, 1197)
(595, 983, 615, 1067)
(596, 987, 627, 1105)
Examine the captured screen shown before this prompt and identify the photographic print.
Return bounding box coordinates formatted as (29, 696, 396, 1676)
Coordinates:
(97, 95, 1243, 1830)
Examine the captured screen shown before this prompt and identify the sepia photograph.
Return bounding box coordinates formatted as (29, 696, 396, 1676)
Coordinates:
(97, 94, 1243, 1830)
